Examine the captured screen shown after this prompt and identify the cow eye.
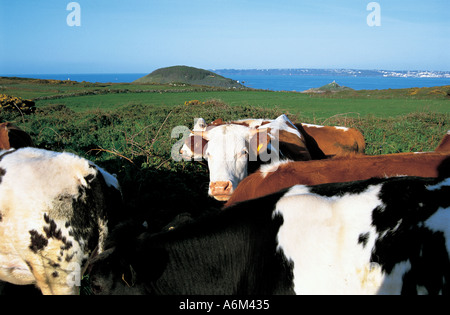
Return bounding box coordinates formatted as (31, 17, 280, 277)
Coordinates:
(238, 148, 248, 158)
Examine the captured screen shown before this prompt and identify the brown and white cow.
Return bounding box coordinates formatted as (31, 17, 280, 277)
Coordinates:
(225, 150, 450, 207)
(180, 114, 311, 201)
(0, 122, 34, 150)
(179, 115, 367, 201)
(208, 119, 366, 158)
(0, 147, 122, 295)
(296, 123, 366, 157)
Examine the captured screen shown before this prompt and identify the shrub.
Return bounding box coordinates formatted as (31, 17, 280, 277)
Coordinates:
(0, 94, 36, 121)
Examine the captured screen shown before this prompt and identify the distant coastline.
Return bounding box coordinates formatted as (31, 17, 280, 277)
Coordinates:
(1, 73, 148, 84)
(3, 68, 450, 92)
(213, 68, 450, 79)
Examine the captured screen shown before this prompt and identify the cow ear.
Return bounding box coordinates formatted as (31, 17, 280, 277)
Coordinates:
(249, 128, 270, 157)
(0, 123, 11, 150)
(210, 118, 224, 126)
(193, 118, 207, 131)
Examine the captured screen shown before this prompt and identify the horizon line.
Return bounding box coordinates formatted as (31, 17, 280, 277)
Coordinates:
(2, 67, 450, 76)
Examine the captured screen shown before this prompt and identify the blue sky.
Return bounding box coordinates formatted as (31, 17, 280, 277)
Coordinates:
(0, 0, 449, 74)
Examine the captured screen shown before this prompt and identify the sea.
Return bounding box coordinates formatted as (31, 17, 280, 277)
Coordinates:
(5, 73, 450, 92)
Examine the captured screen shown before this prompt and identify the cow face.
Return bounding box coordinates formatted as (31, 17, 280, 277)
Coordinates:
(186, 124, 274, 201)
(204, 125, 250, 201)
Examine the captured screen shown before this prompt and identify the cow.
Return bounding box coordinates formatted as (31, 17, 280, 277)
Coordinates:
(180, 114, 312, 201)
(225, 151, 450, 207)
(179, 115, 367, 201)
(88, 175, 450, 295)
(207, 120, 366, 158)
(0, 122, 34, 150)
(0, 147, 122, 295)
(296, 123, 366, 157)
(186, 119, 365, 159)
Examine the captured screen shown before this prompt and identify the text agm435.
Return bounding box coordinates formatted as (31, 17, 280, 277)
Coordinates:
(179, 299, 270, 312)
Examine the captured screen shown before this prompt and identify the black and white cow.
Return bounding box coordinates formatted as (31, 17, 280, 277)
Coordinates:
(0, 148, 122, 295)
(89, 175, 450, 295)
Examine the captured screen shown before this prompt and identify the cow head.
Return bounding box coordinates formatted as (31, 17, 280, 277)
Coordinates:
(182, 123, 276, 201)
(179, 114, 311, 201)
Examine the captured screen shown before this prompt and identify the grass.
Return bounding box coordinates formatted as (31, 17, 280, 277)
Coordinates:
(2, 77, 449, 120)
(31, 90, 448, 121)
(0, 76, 201, 100)
(330, 112, 448, 155)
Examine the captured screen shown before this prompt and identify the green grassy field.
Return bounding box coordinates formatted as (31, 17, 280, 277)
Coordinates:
(26, 91, 449, 123)
(31, 90, 448, 121)
(2, 77, 449, 121)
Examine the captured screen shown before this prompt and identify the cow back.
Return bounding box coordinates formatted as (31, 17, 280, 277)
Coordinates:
(298, 123, 365, 157)
(225, 152, 450, 207)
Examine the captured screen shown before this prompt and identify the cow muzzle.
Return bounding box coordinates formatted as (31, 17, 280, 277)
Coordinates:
(209, 181, 233, 201)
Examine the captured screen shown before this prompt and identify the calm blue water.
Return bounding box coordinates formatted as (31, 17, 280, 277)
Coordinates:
(229, 75, 450, 91)
(5, 73, 450, 91)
